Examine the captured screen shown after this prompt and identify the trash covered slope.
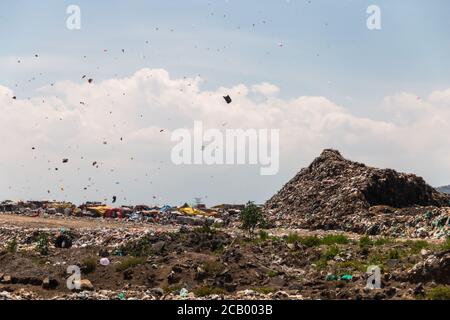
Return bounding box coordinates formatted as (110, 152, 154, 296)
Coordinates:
(265, 149, 450, 238)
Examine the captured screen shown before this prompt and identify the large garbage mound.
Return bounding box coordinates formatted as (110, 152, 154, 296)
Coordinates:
(265, 149, 450, 237)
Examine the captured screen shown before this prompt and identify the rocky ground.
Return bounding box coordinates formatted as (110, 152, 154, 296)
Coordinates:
(0, 213, 449, 300)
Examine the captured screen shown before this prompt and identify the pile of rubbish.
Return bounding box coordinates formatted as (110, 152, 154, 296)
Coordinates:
(265, 149, 450, 238)
(0, 200, 247, 227)
(408, 250, 450, 284)
(0, 225, 153, 250)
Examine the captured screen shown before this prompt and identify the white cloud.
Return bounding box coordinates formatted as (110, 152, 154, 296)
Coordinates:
(429, 88, 450, 106)
(1, 68, 450, 205)
(251, 82, 280, 96)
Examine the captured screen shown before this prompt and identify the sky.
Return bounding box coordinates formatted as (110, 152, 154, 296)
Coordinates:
(1, 0, 450, 206)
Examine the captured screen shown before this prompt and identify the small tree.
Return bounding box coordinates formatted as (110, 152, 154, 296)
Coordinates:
(240, 201, 265, 235)
(36, 232, 50, 256)
(6, 239, 18, 253)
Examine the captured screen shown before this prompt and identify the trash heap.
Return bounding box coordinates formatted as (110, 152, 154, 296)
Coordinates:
(408, 250, 450, 284)
(0, 225, 150, 251)
(0, 201, 232, 227)
(265, 149, 450, 238)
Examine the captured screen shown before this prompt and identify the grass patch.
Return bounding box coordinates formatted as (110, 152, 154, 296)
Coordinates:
(314, 245, 341, 269)
(335, 260, 367, 273)
(321, 234, 350, 245)
(286, 234, 349, 247)
(194, 286, 227, 297)
(259, 230, 269, 241)
(286, 233, 302, 244)
(202, 260, 225, 275)
(405, 240, 430, 254)
(359, 236, 373, 248)
(387, 249, 402, 260)
(322, 245, 340, 261)
(163, 284, 184, 294)
(6, 239, 18, 253)
(195, 223, 217, 235)
(81, 257, 97, 274)
(426, 286, 450, 300)
(286, 234, 321, 247)
(213, 246, 224, 256)
(373, 237, 394, 246)
(440, 238, 450, 251)
(120, 236, 153, 257)
(252, 287, 277, 294)
(116, 256, 146, 272)
(267, 270, 279, 278)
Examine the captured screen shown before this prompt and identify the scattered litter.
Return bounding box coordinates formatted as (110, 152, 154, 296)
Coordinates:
(54, 234, 73, 249)
(325, 274, 339, 281)
(341, 274, 353, 281)
(179, 288, 189, 298)
(100, 258, 110, 266)
(223, 95, 232, 104)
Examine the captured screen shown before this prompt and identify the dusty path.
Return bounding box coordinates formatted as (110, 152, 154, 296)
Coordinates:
(0, 213, 177, 232)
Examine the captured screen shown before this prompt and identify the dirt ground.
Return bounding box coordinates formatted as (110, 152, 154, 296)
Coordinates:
(0, 213, 176, 232)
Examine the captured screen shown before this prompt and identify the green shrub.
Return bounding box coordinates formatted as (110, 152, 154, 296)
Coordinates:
(81, 257, 97, 274)
(387, 249, 401, 259)
(202, 260, 225, 274)
(426, 286, 450, 300)
(36, 232, 50, 256)
(196, 223, 217, 235)
(120, 235, 153, 257)
(359, 236, 373, 249)
(240, 201, 265, 234)
(116, 257, 146, 272)
(6, 239, 18, 253)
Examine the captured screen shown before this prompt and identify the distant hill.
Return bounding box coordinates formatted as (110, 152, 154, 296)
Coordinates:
(436, 185, 450, 194)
